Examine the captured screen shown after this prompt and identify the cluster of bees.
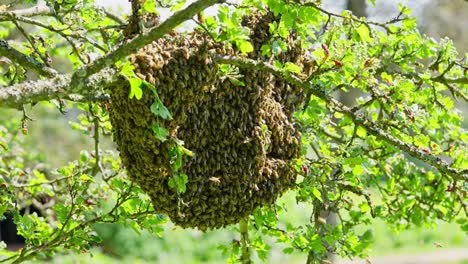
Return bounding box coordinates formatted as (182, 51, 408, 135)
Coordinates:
(109, 11, 307, 230)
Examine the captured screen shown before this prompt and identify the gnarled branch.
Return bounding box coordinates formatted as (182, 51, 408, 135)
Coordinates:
(0, 5, 54, 19)
(0, 68, 116, 108)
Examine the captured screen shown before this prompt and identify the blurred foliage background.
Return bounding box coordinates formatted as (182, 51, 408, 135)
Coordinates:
(1, 0, 467, 263)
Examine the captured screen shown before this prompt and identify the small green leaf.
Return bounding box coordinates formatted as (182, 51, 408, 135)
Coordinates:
(312, 188, 323, 201)
(273, 60, 283, 69)
(283, 247, 294, 254)
(236, 40, 253, 53)
(227, 76, 245, 86)
(277, 21, 289, 38)
(142, 0, 157, 14)
(356, 127, 367, 138)
(168, 178, 175, 188)
(150, 100, 173, 120)
(172, 173, 188, 193)
(284, 62, 302, 73)
(260, 44, 271, 56)
(355, 24, 371, 43)
(271, 40, 287, 55)
(352, 165, 364, 176)
(54, 204, 69, 223)
(152, 125, 169, 141)
(181, 146, 194, 157)
(437, 205, 448, 215)
(361, 230, 373, 242)
(128, 77, 143, 99)
(79, 174, 94, 183)
(171, 0, 186, 11)
(119, 61, 135, 77)
(79, 150, 89, 163)
(359, 202, 371, 213)
(0, 141, 9, 151)
(387, 177, 395, 192)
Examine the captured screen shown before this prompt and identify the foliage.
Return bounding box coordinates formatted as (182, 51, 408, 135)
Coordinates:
(0, 0, 466, 263)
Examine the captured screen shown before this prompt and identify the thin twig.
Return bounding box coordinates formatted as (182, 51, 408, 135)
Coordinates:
(88, 103, 101, 174)
(239, 218, 251, 264)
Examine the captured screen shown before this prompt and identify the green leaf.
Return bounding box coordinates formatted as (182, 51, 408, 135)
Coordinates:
(355, 24, 371, 43)
(152, 125, 169, 141)
(359, 202, 371, 213)
(142, 0, 158, 14)
(284, 62, 301, 73)
(283, 247, 294, 254)
(271, 40, 288, 54)
(54, 204, 69, 223)
(356, 126, 367, 138)
(277, 20, 289, 38)
(312, 188, 323, 202)
(235, 39, 253, 53)
(227, 76, 245, 86)
(119, 60, 135, 77)
(181, 146, 194, 157)
(171, 0, 186, 11)
(170, 173, 188, 193)
(150, 100, 173, 120)
(437, 205, 448, 215)
(387, 177, 395, 192)
(79, 150, 89, 163)
(0, 141, 9, 151)
(261, 44, 271, 56)
(352, 165, 364, 176)
(402, 18, 416, 31)
(309, 234, 326, 253)
(168, 178, 175, 189)
(128, 77, 143, 99)
(79, 174, 94, 183)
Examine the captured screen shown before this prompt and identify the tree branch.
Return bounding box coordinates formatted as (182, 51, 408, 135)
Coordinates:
(0, 40, 57, 77)
(0, 68, 116, 108)
(214, 55, 467, 181)
(0, 0, 224, 107)
(0, 5, 54, 19)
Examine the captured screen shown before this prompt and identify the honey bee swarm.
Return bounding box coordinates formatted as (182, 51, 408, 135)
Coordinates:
(109, 11, 306, 230)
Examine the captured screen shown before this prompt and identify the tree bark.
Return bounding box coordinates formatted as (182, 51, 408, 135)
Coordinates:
(0, 69, 116, 108)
